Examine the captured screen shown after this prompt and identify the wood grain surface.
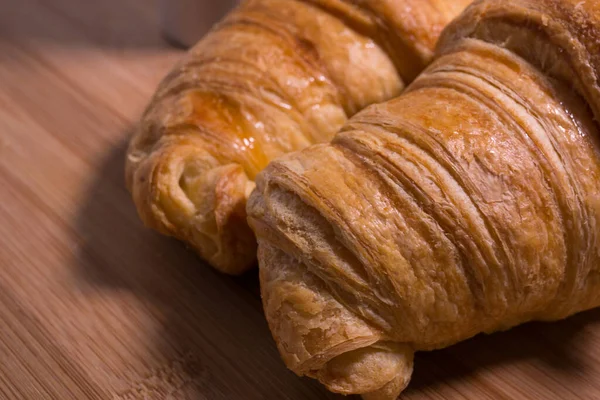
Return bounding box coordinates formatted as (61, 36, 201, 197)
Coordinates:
(1, 0, 600, 399)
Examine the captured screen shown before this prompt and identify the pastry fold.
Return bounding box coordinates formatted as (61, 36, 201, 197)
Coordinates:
(125, 0, 471, 274)
(247, 0, 600, 397)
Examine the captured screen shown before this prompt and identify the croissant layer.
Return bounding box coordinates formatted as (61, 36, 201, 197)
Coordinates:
(247, 0, 600, 398)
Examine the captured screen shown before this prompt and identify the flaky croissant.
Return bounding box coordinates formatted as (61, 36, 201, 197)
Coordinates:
(247, 0, 600, 398)
(125, 0, 471, 274)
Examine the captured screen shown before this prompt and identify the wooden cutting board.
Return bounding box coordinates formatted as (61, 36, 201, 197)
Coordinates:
(1, 0, 600, 398)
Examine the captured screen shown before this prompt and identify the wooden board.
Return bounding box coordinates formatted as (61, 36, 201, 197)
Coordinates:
(1, 0, 600, 399)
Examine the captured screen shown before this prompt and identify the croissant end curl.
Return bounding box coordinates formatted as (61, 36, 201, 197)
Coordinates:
(248, 0, 600, 398)
(125, 0, 471, 274)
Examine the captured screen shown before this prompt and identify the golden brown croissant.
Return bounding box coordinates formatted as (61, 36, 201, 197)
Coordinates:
(125, 0, 471, 274)
(247, 0, 600, 398)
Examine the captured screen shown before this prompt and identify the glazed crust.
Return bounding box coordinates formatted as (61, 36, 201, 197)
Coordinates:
(125, 0, 471, 274)
(247, 0, 600, 397)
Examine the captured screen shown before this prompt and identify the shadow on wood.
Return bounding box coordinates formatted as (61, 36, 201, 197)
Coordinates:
(73, 133, 342, 399)
(1, 0, 171, 50)
(405, 308, 600, 398)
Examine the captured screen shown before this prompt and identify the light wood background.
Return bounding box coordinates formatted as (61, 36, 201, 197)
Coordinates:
(2, 0, 600, 399)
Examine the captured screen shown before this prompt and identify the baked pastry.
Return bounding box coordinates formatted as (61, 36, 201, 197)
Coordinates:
(125, 0, 471, 274)
(247, 0, 600, 398)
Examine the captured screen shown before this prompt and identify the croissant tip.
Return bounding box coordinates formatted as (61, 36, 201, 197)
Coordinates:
(314, 343, 414, 400)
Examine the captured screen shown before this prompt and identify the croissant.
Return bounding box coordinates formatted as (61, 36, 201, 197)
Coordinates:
(247, 0, 600, 398)
(125, 0, 471, 274)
